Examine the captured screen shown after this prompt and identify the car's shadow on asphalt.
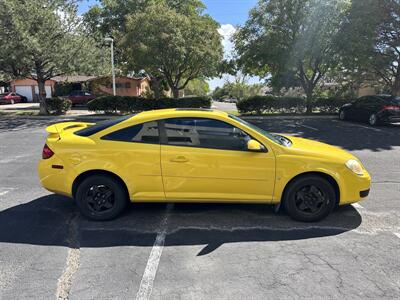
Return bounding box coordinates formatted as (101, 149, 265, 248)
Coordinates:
(0, 195, 362, 255)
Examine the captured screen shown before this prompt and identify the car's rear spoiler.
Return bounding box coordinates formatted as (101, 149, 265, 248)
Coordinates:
(45, 122, 94, 137)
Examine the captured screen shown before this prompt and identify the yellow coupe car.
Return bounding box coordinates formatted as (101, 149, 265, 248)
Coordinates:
(38, 109, 371, 222)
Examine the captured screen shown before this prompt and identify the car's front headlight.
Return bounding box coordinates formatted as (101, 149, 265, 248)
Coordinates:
(345, 159, 364, 175)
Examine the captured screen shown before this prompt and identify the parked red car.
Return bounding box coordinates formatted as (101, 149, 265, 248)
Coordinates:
(0, 92, 22, 104)
(67, 90, 96, 105)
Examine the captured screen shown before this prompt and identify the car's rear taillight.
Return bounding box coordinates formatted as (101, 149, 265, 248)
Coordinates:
(42, 144, 54, 159)
(383, 105, 400, 111)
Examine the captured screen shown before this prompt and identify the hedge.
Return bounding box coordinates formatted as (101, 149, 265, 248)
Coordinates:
(87, 96, 212, 114)
(46, 97, 72, 115)
(236, 96, 351, 114)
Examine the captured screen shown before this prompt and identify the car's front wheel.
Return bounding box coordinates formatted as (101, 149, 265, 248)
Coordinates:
(75, 175, 128, 221)
(339, 110, 346, 120)
(283, 175, 336, 222)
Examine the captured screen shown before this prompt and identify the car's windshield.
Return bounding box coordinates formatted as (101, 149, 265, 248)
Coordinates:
(229, 115, 290, 146)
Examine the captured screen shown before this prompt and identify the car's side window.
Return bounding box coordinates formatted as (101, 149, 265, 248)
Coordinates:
(163, 117, 251, 151)
(354, 97, 366, 107)
(102, 121, 159, 144)
(371, 97, 384, 105)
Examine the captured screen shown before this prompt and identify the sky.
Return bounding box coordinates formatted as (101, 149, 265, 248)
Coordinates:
(77, 0, 260, 90)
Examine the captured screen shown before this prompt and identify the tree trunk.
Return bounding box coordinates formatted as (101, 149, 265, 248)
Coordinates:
(305, 89, 313, 114)
(392, 71, 400, 96)
(37, 79, 48, 115)
(150, 77, 161, 99)
(172, 86, 179, 99)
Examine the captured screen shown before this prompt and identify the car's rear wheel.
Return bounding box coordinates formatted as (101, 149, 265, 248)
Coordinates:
(75, 175, 128, 221)
(283, 175, 336, 222)
(368, 113, 379, 126)
(339, 110, 346, 120)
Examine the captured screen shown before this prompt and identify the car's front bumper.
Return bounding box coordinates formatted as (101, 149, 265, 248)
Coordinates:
(338, 169, 371, 205)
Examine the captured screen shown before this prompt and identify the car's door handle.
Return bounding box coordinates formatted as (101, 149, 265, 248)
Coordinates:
(170, 156, 189, 163)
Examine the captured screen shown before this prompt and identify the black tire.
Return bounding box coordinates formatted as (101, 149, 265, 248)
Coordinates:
(339, 110, 346, 120)
(75, 175, 128, 221)
(283, 175, 336, 222)
(368, 113, 380, 126)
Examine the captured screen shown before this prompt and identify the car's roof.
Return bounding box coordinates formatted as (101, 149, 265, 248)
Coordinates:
(361, 94, 400, 101)
(133, 108, 228, 120)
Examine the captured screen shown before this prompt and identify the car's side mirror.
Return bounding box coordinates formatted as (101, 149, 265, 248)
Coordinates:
(247, 139, 267, 152)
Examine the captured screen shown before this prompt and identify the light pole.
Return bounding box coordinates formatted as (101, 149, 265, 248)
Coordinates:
(105, 37, 116, 96)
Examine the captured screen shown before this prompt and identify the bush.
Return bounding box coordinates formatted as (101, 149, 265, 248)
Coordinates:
(46, 97, 72, 115)
(237, 95, 350, 114)
(87, 96, 211, 114)
(314, 97, 351, 113)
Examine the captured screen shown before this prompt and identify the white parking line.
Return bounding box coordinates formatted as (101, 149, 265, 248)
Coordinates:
(393, 233, 400, 239)
(0, 191, 10, 197)
(352, 203, 364, 209)
(0, 188, 15, 198)
(331, 119, 382, 132)
(0, 154, 33, 164)
(136, 203, 174, 300)
(298, 124, 319, 131)
(56, 214, 80, 300)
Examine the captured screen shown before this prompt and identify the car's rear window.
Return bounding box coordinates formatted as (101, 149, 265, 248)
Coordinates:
(391, 97, 400, 105)
(75, 115, 133, 137)
(378, 95, 400, 104)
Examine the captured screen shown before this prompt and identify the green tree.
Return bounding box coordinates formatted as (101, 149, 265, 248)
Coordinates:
(234, 0, 349, 112)
(83, 0, 205, 37)
(183, 78, 210, 96)
(122, 2, 223, 98)
(83, 0, 216, 98)
(212, 78, 264, 101)
(0, 0, 107, 114)
(338, 0, 400, 95)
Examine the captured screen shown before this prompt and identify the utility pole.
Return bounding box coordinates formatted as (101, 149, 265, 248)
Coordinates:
(105, 37, 116, 96)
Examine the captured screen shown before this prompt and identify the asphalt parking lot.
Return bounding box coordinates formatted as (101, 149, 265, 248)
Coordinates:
(0, 115, 399, 299)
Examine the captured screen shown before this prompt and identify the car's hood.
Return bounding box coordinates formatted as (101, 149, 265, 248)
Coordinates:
(285, 136, 355, 162)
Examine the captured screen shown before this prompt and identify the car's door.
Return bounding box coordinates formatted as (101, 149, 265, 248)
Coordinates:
(83, 92, 93, 102)
(356, 97, 380, 121)
(75, 91, 85, 103)
(69, 91, 78, 103)
(10, 93, 20, 102)
(160, 117, 275, 202)
(100, 120, 165, 201)
(366, 97, 385, 115)
(348, 97, 364, 120)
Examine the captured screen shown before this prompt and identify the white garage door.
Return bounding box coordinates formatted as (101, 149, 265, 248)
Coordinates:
(15, 86, 33, 102)
(34, 86, 52, 99)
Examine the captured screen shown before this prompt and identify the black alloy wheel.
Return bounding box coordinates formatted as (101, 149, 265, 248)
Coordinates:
(76, 175, 128, 221)
(284, 175, 336, 222)
(294, 185, 326, 215)
(85, 184, 115, 214)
